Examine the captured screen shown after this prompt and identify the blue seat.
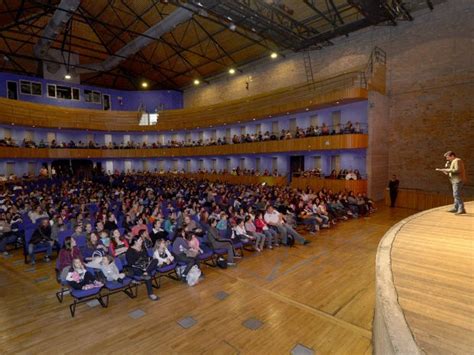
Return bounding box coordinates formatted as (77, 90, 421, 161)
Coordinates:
(68, 284, 105, 317)
(57, 230, 73, 247)
(24, 227, 52, 264)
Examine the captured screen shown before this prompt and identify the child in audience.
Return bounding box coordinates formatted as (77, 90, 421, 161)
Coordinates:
(86, 255, 125, 282)
(153, 239, 174, 267)
(66, 258, 103, 290)
(244, 215, 268, 251)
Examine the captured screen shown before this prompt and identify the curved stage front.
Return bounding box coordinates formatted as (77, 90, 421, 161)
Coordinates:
(374, 202, 474, 354)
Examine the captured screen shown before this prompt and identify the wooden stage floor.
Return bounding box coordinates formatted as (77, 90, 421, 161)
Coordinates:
(0, 207, 414, 354)
(391, 202, 474, 354)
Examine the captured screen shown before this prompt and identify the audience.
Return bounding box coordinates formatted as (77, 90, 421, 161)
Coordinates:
(0, 170, 375, 304)
(0, 121, 365, 153)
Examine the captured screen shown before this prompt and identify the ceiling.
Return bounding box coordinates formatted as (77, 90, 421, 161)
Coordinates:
(0, 0, 440, 90)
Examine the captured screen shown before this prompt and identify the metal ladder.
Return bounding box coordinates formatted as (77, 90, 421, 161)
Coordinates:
(302, 50, 314, 85)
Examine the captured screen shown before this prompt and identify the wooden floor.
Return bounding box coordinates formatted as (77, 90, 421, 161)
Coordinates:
(391, 202, 474, 354)
(0, 207, 414, 355)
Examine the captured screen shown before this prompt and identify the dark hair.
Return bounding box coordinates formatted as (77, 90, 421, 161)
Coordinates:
(244, 215, 251, 222)
(130, 236, 141, 247)
(184, 232, 193, 241)
(63, 236, 73, 250)
(444, 151, 456, 157)
(208, 217, 216, 226)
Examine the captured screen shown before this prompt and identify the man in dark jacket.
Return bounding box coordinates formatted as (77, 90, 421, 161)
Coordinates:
(29, 218, 53, 264)
(206, 218, 237, 266)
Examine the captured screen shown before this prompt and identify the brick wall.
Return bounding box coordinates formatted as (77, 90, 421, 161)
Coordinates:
(184, 0, 474, 197)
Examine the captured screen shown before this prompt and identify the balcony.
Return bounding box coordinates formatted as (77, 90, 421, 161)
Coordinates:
(0, 134, 367, 159)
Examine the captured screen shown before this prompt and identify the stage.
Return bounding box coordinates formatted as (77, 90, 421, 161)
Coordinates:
(375, 201, 473, 354)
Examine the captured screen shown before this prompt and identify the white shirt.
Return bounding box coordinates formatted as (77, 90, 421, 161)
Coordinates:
(264, 210, 281, 225)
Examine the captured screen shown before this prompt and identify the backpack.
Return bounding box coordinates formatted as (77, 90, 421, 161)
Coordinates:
(216, 257, 228, 269)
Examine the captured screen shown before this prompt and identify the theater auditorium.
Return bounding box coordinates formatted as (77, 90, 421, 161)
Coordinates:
(0, 0, 472, 354)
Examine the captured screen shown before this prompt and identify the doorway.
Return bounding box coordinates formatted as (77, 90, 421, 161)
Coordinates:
(103, 94, 111, 111)
(290, 155, 305, 178)
(7, 81, 18, 100)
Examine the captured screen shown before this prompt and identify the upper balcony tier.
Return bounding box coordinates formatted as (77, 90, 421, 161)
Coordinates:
(0, 70, 369, 132)
(0, 134, 367, 159)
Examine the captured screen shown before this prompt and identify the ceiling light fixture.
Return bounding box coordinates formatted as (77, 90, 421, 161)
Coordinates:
(228, 68, 236, 75)
(141, 82, 148, 88)
(270, 52, 278, 59)
(193, 79, 200, 86)
(64, 73, 71, 80)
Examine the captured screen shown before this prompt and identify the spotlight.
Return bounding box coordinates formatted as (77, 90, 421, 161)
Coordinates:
(141, 82, 148, 88)
(229, 23, 236, 31)
(193, 79, 200, 85)
(228, 68, 236, 75)
(270, 52, 278, 59)
(64, 73, 71, 80)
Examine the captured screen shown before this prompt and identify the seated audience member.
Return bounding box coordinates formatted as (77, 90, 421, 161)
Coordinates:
(28, 206, 48, 224)
(328, 169, 338, 179)
(254, 211, 278, 248)
(104, 213, 118, 231)
(153, 239, 174, 267)
(0, 212, 16, 256)
(345, 170, 358, 180)
(244, 215, 270, 250)
(86, 255, 125, 282)
(71, 225, 86, 241)
(183, 215, 203, 236)
(354, 122, 362, 133)
(234, 218, 262, 251)
(132, 216, 148, 236)
(29, 219, 54, 264)
(150, 219, 167, 244)
(83, 232, 107, 261)
(264, 206, 309, 246)
(172, 229, 201, 280)
(51, 216, 68, 244)
(58, 236, 83, 281)
(126, 237, 159, 301)
(206, 218, 237, 266)
(109, 229, 129, 258)
(66, 258, 103, 290)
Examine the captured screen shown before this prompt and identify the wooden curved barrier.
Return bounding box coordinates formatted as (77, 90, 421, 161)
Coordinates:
(0, 134, 368, 159)
(291, 177, 367, 194)
(0, 69, 368, 132)
(384, 188, 474, 211)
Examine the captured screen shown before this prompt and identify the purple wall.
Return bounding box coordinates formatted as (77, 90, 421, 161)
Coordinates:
(0, 72, 183, 111)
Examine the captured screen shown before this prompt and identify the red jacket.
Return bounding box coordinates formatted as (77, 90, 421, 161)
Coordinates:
(58, 246, 82, 271)
(254, 218, 268, 233)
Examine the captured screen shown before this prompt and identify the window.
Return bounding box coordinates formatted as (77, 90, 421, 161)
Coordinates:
(20, 80, 42, 96)
(47, 84, 56, 98)
(56, 85, 72, 100)
(84, 89, 101, 104)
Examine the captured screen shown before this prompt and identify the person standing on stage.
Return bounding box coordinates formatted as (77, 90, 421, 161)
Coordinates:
(436, 151, 467, 215)
(388, 175, 400, 208)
